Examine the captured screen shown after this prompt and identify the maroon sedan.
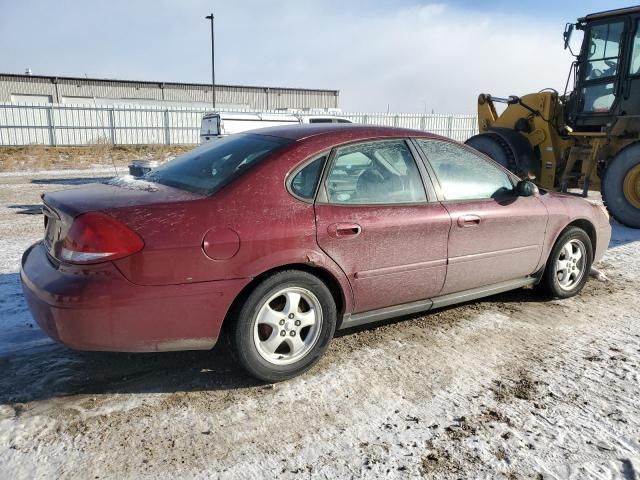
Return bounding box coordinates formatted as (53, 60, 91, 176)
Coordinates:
(21, 125, 611, 381)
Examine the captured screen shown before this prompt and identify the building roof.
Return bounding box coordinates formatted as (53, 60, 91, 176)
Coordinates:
(0, 72, 340, 94)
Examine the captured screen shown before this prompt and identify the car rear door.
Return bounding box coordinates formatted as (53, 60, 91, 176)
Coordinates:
(314, 139, 451, 313)
(414, 138, 548, 295)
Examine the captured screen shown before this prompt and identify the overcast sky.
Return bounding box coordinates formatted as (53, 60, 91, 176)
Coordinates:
(1, 0, 638, 113)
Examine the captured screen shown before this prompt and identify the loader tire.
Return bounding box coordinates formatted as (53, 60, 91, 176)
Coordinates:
(602, 143, 640, 229)
(465, 134, 517, 172)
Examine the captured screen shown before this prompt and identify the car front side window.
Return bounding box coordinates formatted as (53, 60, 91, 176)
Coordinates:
(325, 140, 427, 205)
(416, 139, 514, 201)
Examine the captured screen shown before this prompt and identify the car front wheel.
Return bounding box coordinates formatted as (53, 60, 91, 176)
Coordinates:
(540, 226, 593, 299)
(232, 270, 337, 382)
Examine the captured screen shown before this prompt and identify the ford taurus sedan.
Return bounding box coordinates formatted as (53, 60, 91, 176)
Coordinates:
(21, 125, 611, 381)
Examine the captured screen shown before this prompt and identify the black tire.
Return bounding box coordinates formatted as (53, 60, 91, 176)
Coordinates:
(540, 227, 593, 299)
(231, 270, 336, 382)
(601, 143, 640, 228)
(465, 133, 517, 171)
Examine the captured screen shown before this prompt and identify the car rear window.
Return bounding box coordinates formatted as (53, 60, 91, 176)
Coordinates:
(145, 134, 291, 195)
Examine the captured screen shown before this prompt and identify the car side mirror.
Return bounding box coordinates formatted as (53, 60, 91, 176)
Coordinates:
(516, 180, 539, 197)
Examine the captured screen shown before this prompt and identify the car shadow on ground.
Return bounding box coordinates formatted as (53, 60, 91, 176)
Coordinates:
(7, 204, 43, 215)
(0, 340, 261, 406)
(30, 176, 112, 186)
(0, 276, 549, 406)
(335, 285, 551, 339)
(0, 271, 261, 406)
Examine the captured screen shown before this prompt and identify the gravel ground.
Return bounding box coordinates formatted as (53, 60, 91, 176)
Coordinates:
(0, 169, 639, 479)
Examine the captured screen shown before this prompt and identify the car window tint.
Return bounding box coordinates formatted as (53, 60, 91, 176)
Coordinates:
(290, 155, 326, 200)
(325, 140, 426, 204)
(145, 134, 291, 195)
(416, 139, 513, 201)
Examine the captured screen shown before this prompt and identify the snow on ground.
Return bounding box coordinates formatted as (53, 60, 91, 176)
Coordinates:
(0, 170, 639, 479)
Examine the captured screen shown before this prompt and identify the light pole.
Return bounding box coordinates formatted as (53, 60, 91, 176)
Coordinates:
(205, 13, 216, 109)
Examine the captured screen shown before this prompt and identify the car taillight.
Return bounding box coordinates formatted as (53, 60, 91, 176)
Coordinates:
(60, 212, 144, 264)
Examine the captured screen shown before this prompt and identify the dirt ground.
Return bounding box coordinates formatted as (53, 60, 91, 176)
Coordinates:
(0, 145, 191, 172)
(0, 168, 639, 479)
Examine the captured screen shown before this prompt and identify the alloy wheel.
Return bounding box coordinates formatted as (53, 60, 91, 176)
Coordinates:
(253, 287, 323, 365)
(555, 239, 587, 291)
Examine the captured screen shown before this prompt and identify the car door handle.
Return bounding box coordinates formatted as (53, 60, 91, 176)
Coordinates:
(328, 223, 362, 238)
(457, 214, 481, 227)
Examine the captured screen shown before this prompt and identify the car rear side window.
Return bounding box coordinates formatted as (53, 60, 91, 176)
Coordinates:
(325, 140, 427, 204)
(290, 155, 327, 201)
(145, 134, 291, 195)
(416, 139, 513, 201)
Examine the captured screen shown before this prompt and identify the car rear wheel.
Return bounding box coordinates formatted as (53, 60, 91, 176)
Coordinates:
(540, 227, 593, 299)
(232, 270, 337, 382)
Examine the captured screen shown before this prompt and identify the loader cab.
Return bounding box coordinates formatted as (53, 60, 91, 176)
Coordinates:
(566, 6, 640, 132)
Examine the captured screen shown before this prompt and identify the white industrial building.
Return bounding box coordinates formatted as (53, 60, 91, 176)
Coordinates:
(0, 73, 340, 110)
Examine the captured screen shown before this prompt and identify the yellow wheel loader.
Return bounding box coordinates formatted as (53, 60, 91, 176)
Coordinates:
(466, 6, 640, 228)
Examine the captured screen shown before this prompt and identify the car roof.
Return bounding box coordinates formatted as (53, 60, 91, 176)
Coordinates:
(248, 123, 446, 142)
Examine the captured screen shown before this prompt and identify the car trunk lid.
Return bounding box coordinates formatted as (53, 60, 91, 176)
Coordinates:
(43, 179, 201, 217)
(41, 179, 202, 261)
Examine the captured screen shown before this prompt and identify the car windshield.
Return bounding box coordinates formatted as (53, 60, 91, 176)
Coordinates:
(145, 134, 291, 195)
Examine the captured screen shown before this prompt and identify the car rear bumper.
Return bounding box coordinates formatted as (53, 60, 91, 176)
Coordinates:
(20, 242, 250, 352)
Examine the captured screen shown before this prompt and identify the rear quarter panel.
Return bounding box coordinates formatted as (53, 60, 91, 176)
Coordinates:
(110, 140, 355, 313)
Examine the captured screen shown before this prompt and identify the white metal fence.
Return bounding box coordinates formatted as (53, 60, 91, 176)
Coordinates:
(0, 103, 478, 146)
(340, 112, 478, 142)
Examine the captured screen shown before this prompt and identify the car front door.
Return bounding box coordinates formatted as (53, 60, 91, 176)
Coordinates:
(415, 138, 548, 295)
(314, 139, 451, 313)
